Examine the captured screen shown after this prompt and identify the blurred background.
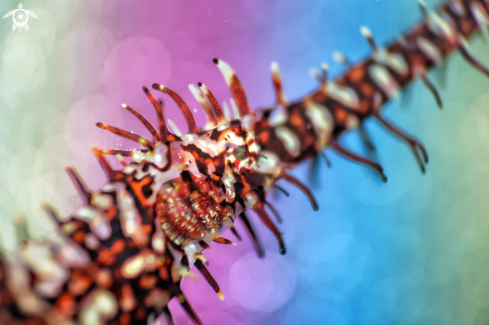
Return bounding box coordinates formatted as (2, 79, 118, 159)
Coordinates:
(0, 0, 489, 324)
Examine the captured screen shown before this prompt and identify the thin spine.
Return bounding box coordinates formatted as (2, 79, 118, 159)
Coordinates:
(121, 103, 157, 137)
(213, 58, 253, 116)
(239, 212, 265, 258)
(198, 82, 227, 123)
(189, 84, 218, 127)
(280, 173, 319, 211)
(96, 123, 153, 148)
(65, 166, 92, 202)
(153, 83, 200, 133)
(143, 86, 168, 142)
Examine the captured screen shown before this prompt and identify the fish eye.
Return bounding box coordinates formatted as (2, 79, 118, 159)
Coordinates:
(233, 145, 249, 160)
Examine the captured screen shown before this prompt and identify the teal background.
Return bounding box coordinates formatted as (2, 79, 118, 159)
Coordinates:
(1, 0, 489, 324)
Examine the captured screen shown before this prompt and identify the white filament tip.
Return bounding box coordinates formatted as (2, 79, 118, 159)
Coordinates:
(360, 26, 372, 38)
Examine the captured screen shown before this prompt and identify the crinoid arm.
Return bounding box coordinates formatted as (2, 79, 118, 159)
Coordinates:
(330, 139, 388, 182)
(253, 203, 286, 255)
(420, 74, 443, 109)
(372, 110, 429, 173)
(459, 45, 489, 78)
(239, 212, 265, 258)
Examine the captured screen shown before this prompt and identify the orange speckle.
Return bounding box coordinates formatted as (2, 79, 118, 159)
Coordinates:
(335, 108, 347, 124)
(55, 292, 75, 317)
(360, 82, 374, 97)
(111, 239, 125, 254)
(72, 230, 87, 244)
(348, 65, 366, 82)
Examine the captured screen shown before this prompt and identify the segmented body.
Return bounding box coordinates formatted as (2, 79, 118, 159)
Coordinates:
(1, 0, 489, 324)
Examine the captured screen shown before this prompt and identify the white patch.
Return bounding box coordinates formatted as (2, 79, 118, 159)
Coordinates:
(471, 3, 489, 39)
(75, 206, 112, 240)
(166, 243, 187, 283)
(120, 251, 159, 280)
(149, 166, 185, 204)
(269, 105, 288, 126)
(217, 121, 231, 131)
(216, 60, 236, 87)
(35, 280, 64, 299)
(223, 101, 231, 120)
(427, 11, 458, 45)
(121, 253, 146, 279)
(254, 150, 284, 176)
(188, 84, 213, 128)
(195, 135, 220, 156)
(221, 129, 247, 149)
(19, 243, 68, 298)
(6, 258, 52, 316)
(244, 192, 258, 210)
(304, 99, 333, 151)
(102, 183, 117, 192)
(346, 114, 360, 130)
(56, 241, 91, 268)
(90, 193, 113, 209)
(60, 221, 77, 234)
(449, 0, 465, 16)
(151, 217, 166, 254)
(84, 233, 101, 250)
(133, 163, 149, 180)
(132, 150, 146, 163)
(240, 114, 256, 130)
(234, 202, 243, 217)
(137, 144, 169, 169)
(21, 244, 67, 280)
(332, 51, 348, 65)
(183, 242, 202, 267)
(417, 37, 443, 64)
(369, 64, 400, 98)
(122, 164, 137, 175)
(230, 98, 240, 118)
(181, 133, 199, 143)
(373, 48, 409, 76)
(221, 165, 237, 203)
(153, 144, 169, 168)
(75, 206, 100, 221)
(167, 119, 182, 136)
(360, 25, 372, 39)
(248, 142, 259, 154)
(275, 126, 301, 158)
(116, 186, 145, 245)
(79, 289, 118, 325)
(327, 82, 360, 109)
